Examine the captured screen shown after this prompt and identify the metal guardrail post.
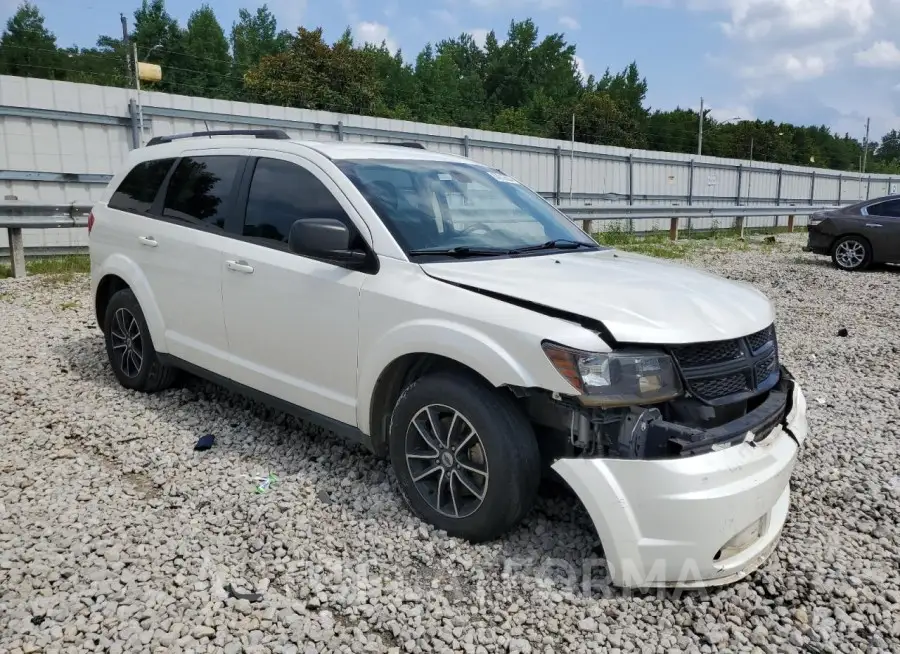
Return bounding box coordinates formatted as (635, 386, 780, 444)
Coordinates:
(735, 216, 745, 239)
(787, 215, 795, 233)
(462, 135, 470, 158)
(337, 121, 344, 142)
(7, 227, 26, 278)
(668, 217, 678, 241)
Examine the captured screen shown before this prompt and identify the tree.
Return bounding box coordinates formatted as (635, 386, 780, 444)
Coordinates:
(0, 2, 64, 79)
(876, 130, 900, 166)
(244, 27, 380, 114)
(230, 5, 290, 83)
(183, 5, 232, 98)
(131, 0, 186, 95)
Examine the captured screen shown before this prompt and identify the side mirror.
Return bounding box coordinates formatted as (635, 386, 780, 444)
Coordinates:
(288, 218, 367, 265)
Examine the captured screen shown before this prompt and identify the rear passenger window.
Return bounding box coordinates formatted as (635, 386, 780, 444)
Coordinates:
(243, 158, 356, 246)
(868, 200, 900, 217)
(108, 159, 174, 214)
(162, 156, 242, 229)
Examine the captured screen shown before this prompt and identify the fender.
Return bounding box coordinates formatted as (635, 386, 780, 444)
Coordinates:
(356, 319, 540, 435)
(94, 254, 168, 352)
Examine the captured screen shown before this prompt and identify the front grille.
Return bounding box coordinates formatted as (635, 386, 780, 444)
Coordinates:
(692, 373, 750, 398)
(669, 339, 743, 367)
(668, 324, 779, 404)
(747, 324, 775, 353)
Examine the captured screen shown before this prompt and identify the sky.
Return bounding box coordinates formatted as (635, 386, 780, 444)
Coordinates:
(3, 0, 900, 143)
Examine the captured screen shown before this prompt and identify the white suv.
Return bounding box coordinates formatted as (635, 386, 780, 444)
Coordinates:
(89, 130, 808, 589)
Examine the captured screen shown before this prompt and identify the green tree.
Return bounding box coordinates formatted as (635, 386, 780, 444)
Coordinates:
(244, 27, 380, 114)
(131, 0, 186, 94)
(0, 2, 64, 79)
(183, 4, 232, 98)
(230, 5, 290, 81)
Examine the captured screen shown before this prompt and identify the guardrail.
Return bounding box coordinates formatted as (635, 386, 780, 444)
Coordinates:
(1, 202, 91, 278)
(563, 203, 838, 240)
(2, 201, 838, 279)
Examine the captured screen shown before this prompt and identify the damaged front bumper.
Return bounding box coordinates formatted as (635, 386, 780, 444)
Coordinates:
(552, 375, 808, 589)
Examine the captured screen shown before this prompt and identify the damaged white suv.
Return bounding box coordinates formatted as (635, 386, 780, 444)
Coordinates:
(89, 129, 808, 589)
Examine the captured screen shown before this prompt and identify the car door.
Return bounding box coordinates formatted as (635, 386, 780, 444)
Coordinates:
(219, 151, 371, 427)
(863, 199, 900, 261)
(137, 148, 248, 376)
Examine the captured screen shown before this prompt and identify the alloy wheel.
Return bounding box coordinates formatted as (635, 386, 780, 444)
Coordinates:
(405, 404, 489, 519)
(110, 307, 143, 378)
(835, 239, 866, 269)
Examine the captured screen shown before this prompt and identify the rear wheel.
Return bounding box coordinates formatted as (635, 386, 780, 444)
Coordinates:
(104, 288, 178, 392)
(388, 372, 541, 542)
(831, 235, 871, 271)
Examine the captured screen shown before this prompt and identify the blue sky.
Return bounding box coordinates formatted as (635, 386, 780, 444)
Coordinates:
(5, 0, 900, 141)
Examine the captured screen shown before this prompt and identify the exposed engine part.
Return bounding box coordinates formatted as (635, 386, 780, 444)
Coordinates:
(612, 407, 662, 459)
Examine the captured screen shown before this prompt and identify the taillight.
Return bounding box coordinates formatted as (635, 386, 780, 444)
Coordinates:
(87, 211, 95, 234)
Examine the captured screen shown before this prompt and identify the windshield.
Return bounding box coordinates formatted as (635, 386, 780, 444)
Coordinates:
(335, 159, 598, 259)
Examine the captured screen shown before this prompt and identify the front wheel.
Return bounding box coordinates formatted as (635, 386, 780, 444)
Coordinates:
(388, 372, 541, 542)
(831, 235, 871, 271)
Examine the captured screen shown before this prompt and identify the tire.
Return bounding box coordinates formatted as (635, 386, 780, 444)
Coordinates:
(104, 288, 178, 392)
(388, 371, 541, 542)
(831, 235, 872, 271)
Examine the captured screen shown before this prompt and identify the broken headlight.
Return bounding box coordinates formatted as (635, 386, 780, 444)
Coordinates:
(542, 342, 683, 408)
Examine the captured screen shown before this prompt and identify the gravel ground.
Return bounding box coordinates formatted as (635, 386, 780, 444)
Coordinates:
(1, 234, 899, 654)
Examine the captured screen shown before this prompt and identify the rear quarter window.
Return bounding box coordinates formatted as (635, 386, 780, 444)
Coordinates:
(108, 159, 176, 214)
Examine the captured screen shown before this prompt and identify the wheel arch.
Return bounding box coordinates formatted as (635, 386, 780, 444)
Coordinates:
(365, 353, 511, 458)
(93, 255, 167, 351)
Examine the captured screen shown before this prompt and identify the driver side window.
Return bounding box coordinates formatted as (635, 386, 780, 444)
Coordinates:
(243, 158, 363, 250)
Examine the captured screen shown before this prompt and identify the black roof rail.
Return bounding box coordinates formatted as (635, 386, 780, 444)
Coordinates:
(372, 141, 426, 150)
(146, 129, 291, 147)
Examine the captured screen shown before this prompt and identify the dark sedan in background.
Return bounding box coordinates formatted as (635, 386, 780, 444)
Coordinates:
(805, 194, 900, 271)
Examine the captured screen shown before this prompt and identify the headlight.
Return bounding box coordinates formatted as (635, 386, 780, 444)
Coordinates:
(542, 342, 683, 407)
(808, 217, 823, 226)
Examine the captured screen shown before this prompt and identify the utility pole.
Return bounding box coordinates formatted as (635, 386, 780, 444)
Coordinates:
(121, 13, 131, 85)
(861, 117, 871, 174)
(697, 97, 704, 156)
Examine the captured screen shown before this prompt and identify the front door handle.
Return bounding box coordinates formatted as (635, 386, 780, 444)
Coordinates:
(138, 236, 158, 247)
(865, 223, 883, 228)
(226, 260, 254, 274)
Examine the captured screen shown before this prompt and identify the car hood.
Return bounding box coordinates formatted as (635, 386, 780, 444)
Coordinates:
(420, 249, 775, 345)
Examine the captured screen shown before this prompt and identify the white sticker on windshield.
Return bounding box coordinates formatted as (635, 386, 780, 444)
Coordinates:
(487, 170, 520, 184)
(437, 173, 453, 181)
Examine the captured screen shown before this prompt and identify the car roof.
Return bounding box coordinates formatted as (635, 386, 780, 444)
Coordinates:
(127, 135, 479, 166)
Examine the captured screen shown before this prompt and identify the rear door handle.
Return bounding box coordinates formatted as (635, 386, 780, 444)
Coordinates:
(226, 260, 254, 274)
(138, 236, 158, 247)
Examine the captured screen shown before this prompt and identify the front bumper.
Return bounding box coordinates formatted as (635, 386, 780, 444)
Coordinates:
(552, 379, 808, 589)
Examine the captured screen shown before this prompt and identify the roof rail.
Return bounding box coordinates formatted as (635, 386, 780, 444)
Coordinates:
(145, 129, 291, 147)
(373, 141, 426, 150)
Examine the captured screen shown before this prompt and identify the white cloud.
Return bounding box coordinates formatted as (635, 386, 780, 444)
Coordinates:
(701, 0, 876, 42)
(855, 40, 900, 68)
(740, 53, 827, 81)
(559, 15, 581, 29)
(354, 21, 399, 52)
(470, 28, 492, 48)
(573, 55, 587, 78)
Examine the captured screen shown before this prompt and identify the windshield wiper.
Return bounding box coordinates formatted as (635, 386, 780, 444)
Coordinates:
(508, 239, 596, 254)
(407, 246, 511, 258)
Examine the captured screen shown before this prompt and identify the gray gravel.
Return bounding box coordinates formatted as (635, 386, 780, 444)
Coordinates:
(1, 235, 899, 654)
